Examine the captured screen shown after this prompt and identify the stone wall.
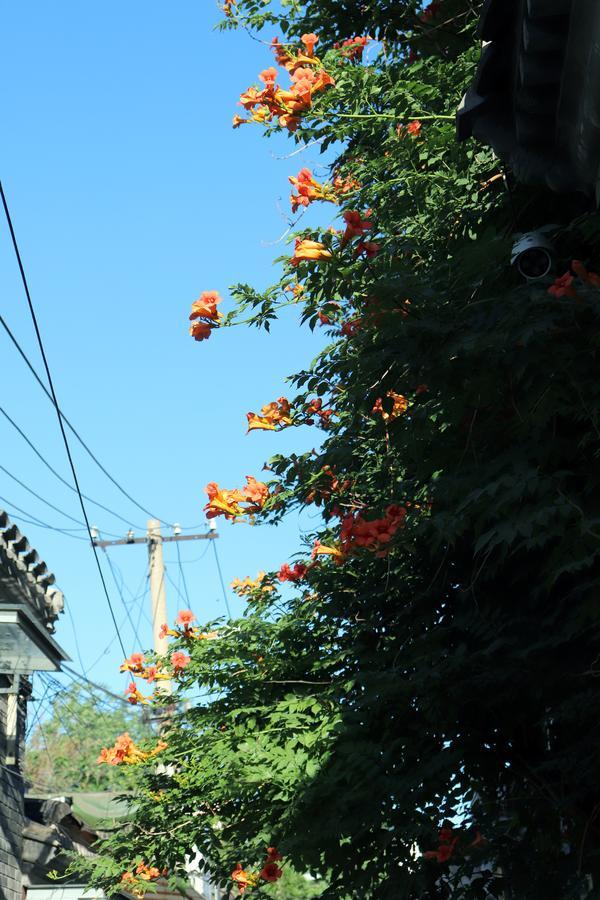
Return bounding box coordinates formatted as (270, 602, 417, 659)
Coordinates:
(0, 684, 25, 900)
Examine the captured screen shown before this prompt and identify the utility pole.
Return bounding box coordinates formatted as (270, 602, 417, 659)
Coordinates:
(147, 519, 168, 657)
(92, 519, 218, 729)
(91, 518, 218, 659)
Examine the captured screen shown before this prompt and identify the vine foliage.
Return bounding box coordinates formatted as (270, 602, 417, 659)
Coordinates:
(70, 2, 600, 897)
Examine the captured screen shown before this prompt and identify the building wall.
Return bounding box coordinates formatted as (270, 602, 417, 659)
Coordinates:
(0, 514, 66, 900)
(0, 685, 26, 900)
(25, 889, 112, 899)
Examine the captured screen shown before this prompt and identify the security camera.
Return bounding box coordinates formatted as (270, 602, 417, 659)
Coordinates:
(511, 231, 555, 280)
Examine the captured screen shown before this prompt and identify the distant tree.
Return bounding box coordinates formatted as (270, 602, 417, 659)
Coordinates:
(269, 869, 327, 899)
(24, 681, 154, 793)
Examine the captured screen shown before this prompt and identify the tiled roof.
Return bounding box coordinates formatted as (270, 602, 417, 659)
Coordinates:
(0, 509, 64, 632)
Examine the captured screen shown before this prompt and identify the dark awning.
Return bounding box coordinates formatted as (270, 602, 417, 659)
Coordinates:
(457, 0, 600, 199)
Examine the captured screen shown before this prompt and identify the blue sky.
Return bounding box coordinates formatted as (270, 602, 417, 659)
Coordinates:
(0, 1, 334, 699)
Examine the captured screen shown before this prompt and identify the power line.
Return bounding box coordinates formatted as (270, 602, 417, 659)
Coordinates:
(35, 673, 147, 786)
(3, 511, 85, 538)
(26, 674, 52, 741)
(41, 672, 130, 730)
(0, 759, 58, 795)
(0, 461, 86, 527)
(87, 611, 137, 674)
(0, 181, 127, 658)
(164, 542, 212, 565)
(111, 556, 151, 621)
(64, 599, 88, 675)
(211, 539, 232, 619)
(0, 494, 90, 540)
(0, 308, 173, 528)
(102, 548, 145, 652)
(3, 514, 87, 540)
(0, 461, 123, 538)
(58, 664, 132, 706)
(79, 567, 150, 669)
(35, 675, 103, 767)
(173, 546, 183, 612)
(24, 691, 59, 790)
(0, 400, 144, 530)
(165, 566, 192, 612)
(130, 569, 150, 656)
(175, 540, 192, 609)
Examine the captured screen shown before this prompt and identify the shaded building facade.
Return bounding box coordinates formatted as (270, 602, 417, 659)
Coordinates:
(0, 510, 68, 900)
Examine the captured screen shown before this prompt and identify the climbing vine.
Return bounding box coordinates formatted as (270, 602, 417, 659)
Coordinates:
(70, 2, 600, 897)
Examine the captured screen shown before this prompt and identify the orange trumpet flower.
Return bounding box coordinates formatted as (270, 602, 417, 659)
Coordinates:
(291, 238, 332, 266)
(247, 397, 293, 432)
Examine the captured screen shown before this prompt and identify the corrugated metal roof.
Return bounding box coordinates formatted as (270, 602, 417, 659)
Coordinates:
(69, 792, 130, 828)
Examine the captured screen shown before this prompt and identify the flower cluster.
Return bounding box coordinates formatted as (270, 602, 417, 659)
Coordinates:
(548, 259, 600, 298)
(247, 397, 293, 432)
(340, 208, 381, 258)
(423, 827, 457, 863)
(332, 172, 361, 195)
(161, 607, 196, 637)
(340, 316, 362, 337)
(284, 280, 305, 298)
(397, 119, 422, 139)
(171, 650, 191, 670)
(121, 653, 171, 687)
(231, 847, 283, 895)
(246, 395, 338, 432)
(260, 853, 284, 883)
(234, 34, 335, 133)
(372, 391, 409, 422)
(305, 397, 335, 426)
(316, 303, 340, 326)
(97, 732, 167, 766)
(333, 35, 371, 60)
(136, 862, 166, 881)
(313, 506, 407, 563)
(231, 865, 260, 895)
(159, 609, 219, 642)
(120, 611, 220, 705)
(423, 826, 485, 863)
(341, 209, 372, 244)
(120, 873, 146, 899)
(204, 476, 270, 521)
(290, 208, 379, 268)
(420, 1, 442, 23)
(125, 682, 153, 705)
(231, 572, 273, 597)
(289, 167, 337, 213)
(306, 466, 351, 505)
(339, 504, 407, 556)
(189, 290, 223, 342)
(549, 272, 576, 299)
(120, 652, 147, 675)
(278, 561, 308, 583)
(356, 240, 381, 258)
(271, 33, 319, 70)
(121, 863, 168, 898)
